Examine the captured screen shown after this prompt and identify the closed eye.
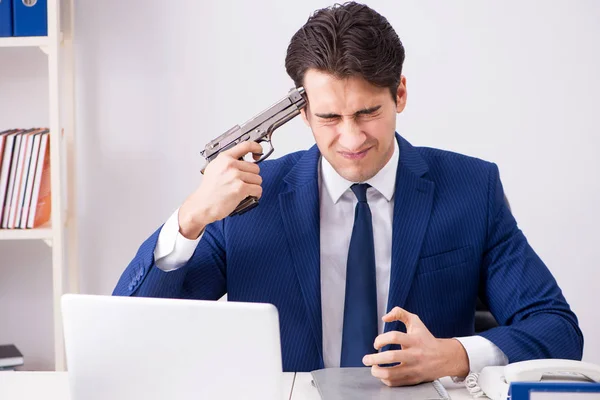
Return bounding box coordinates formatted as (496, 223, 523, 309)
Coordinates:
(315, 105, 382, 120)
(355, 105, 382, 116)
(316, 113, 340, 120)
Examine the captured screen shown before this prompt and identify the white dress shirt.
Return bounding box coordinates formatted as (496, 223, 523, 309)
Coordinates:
(154, 139, 508, 372)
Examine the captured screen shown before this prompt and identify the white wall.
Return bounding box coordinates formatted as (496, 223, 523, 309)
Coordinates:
(0, 0, 598, 370)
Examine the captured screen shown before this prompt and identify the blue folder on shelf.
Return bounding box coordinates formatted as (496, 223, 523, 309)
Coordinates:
(0, 0, 13, 37)
(12, 0, 47, 37)
(510, 381, 600, 400)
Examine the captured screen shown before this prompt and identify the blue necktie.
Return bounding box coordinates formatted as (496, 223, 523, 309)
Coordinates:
(340, 183, 378, 367)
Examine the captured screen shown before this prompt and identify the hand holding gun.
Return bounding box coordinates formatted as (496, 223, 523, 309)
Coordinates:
(200, 87, 307, 216)
(177, 87, 307, 239)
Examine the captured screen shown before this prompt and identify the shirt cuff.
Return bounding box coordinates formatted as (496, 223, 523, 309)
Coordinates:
(453, 335, 509, 380)
(154, 208, 202, 272)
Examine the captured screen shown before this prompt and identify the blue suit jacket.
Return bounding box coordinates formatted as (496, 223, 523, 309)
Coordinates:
(113, 134, 583, 372)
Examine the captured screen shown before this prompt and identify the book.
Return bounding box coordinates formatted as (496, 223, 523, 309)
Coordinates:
(0, 344, 24, 369)
(19, 131, 44, 228)
(13, 0, 48, 37)
(0, 131, 19, 226)
(27, 132, 51, 228)
(2, 131, 24, 228)
(8, 130, 35, 228)
(0, 0, 12, 37)
(15, 129, 45, 228)
(510, 381, 600, 400)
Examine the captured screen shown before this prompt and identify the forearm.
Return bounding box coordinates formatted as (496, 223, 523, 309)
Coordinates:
(113, 219, 227, 300)
(481, 162, 583, 363)
(155, 209, 202, 272)
(479, 311, 583, 362)
(112, 224, 191, 298)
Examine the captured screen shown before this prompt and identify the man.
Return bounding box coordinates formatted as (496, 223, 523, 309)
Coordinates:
(113, 2, 583, 386)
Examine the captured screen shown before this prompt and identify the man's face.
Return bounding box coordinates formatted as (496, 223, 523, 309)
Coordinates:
(301, 69, 407, 183)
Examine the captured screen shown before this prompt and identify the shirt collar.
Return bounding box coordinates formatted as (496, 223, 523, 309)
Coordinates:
(321, 138, 399, 204)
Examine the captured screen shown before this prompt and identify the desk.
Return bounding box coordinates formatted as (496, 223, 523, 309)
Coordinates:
(291, 373, 473, 399)
(0, 372, 70, 399)
(0, 371, 473, 399)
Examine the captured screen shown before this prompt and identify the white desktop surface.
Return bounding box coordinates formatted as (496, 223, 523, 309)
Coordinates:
(0, 372, 295, 400)
(0, 371, 472, 399)
(0, 372, 70, 399)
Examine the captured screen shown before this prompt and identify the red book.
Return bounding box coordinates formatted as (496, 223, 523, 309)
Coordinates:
(27, 132, 51, 228)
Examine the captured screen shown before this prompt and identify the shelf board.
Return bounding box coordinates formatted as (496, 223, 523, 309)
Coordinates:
(0, 223, 53, 240)
(0, 36, 49, 48)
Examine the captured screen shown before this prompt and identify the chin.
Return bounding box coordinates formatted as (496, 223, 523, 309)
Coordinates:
(337, 166, 377, 183)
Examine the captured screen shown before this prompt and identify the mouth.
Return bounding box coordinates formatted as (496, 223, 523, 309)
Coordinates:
(339, 147, 372, 160)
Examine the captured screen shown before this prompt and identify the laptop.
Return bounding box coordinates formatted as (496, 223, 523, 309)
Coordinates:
(61, 294, 283, 400)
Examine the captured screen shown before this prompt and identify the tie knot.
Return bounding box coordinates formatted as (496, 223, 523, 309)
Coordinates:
(351, 183, 370, 203)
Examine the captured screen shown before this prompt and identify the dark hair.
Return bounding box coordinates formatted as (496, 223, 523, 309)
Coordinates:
(285, 2, 405, 101)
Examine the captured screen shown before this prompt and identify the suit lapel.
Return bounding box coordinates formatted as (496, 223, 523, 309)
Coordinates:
(385, 135, 435, 334)
(277, 135, 434, 358)
(279, 145, 324, 366)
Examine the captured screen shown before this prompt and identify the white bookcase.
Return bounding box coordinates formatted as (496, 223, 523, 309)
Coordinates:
(0, 0, 78, 371)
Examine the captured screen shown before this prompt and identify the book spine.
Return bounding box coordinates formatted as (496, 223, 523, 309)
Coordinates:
(28, 133, 51, 228)
(0, 134, 16, 225)
(2, 134, 23, 228)
(20, 133, 43, 228)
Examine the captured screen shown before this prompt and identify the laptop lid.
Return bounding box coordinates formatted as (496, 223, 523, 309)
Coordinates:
(61, 294, 283, 400)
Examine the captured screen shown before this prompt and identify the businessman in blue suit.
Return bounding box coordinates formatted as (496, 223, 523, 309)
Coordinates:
(113, 2, 583, 386)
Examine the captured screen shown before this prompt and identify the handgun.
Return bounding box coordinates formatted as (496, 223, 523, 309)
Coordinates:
(200, 86, 307, 216)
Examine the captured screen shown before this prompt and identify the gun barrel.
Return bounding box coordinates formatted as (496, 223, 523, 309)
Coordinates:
(201, 87, 306, 162)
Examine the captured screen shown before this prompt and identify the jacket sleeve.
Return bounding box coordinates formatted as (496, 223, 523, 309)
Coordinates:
(477, 163, 583, 362)
(112, 219, 227, 300)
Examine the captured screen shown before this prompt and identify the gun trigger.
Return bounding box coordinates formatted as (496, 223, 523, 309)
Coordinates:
(254, 140, 274, 163)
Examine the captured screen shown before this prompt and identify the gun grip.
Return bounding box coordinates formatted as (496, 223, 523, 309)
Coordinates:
(229, 196, 260, 216)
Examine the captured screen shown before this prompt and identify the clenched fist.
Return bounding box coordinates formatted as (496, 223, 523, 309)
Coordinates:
(178, 141, 264, 239)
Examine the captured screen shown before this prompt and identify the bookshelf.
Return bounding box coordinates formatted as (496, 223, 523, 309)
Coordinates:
(0, 0, 78, 371)
(0, 223, 52, 240)
(0, 36, 49, 48)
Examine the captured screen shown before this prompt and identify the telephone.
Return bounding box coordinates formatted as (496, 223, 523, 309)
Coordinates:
(465, 359, 600, 400)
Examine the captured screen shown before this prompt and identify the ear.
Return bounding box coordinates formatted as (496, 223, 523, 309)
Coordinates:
(300, 106, 311, 128)
(396, 75, 407, 113)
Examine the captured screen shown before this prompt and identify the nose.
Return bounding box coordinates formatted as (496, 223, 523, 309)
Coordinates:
(337, 119, 366, 152)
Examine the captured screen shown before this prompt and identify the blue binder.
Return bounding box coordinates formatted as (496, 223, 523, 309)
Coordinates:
(12, 0, 47, 37)
(0, 0, 13, 37)
(510, 381, 600, 400)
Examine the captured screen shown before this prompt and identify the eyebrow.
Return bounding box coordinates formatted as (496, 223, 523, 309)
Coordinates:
(315, 105, 382, 119)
